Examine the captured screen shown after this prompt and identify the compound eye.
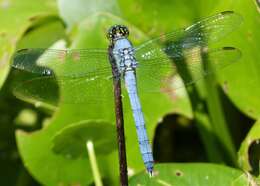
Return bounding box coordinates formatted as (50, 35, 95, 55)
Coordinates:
(113, 28, 117, 35)
(107, 25, 129, 41)
(124, 28, 129, 35)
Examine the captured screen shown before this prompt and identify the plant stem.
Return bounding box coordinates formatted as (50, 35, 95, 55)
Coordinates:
(86, 140, 103, 186)
(108, 44, 128, 186)
(202, 52, 237, 166)
(164, 42, 224, 163)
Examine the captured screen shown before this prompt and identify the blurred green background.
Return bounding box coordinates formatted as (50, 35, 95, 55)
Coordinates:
(0, 0, 260, 185)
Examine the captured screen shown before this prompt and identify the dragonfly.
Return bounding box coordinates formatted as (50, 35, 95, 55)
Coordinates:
(12, 11, 242, 175)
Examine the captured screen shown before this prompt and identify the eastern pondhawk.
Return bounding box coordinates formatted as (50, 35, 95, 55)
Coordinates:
(12, 11, 242, 175)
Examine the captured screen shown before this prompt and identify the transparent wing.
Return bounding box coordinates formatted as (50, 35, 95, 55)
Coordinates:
(12, 74, 115, 105)
(134, 11, 242, 93)
(12, 48, 112, 78)
(135, 47, 241, 93)
(135, 11, 242, 60)
(12, 48, 115, 105)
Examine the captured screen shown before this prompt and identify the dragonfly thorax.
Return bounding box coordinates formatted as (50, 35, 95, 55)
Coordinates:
(112, 38, 137, 74)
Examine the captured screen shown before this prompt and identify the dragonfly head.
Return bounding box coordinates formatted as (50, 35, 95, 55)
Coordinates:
(107, 25, 129, 42)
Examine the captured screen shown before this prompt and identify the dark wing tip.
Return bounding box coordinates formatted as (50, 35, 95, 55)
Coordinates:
(17, 48, 29, 52)
(220, 11, 243, 23)
(222, 47, 242, 61)
(14, 48, 31, 55)
(222, 46, 236, 50)
(13, 48, 42, 58)
(221, 10, 235, 15)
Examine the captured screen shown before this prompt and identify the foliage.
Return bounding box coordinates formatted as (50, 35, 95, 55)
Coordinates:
(0, 0, 259, 185)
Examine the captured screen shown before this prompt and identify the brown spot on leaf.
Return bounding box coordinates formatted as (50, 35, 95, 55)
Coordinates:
(0, 32, 6, 38)
(161, 76, 180, 101)
(58, 51, 67, 63)
(248, 109, 254, 114)
(159, 32, 167, 42)
(175, 170, 183, 176)
(10, 37, 18, 45)
(132, 3, 142, 13)
(0, 52, 9, 68)
(72, 51, 80, 62)
(28, 15, 40, 22)
(222, 81, 229, 93)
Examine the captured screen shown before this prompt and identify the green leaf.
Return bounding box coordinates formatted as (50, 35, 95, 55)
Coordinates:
(129, 163, 250, 186)
(218, 1, 260, 119)
(0, 0, 57, 89)
(17, 128, 95, 186)
(58, 0, 120, 27)
(118, 0, 197, 34)
(16, 16, 66, 49)
(52, 120, 117, 159)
